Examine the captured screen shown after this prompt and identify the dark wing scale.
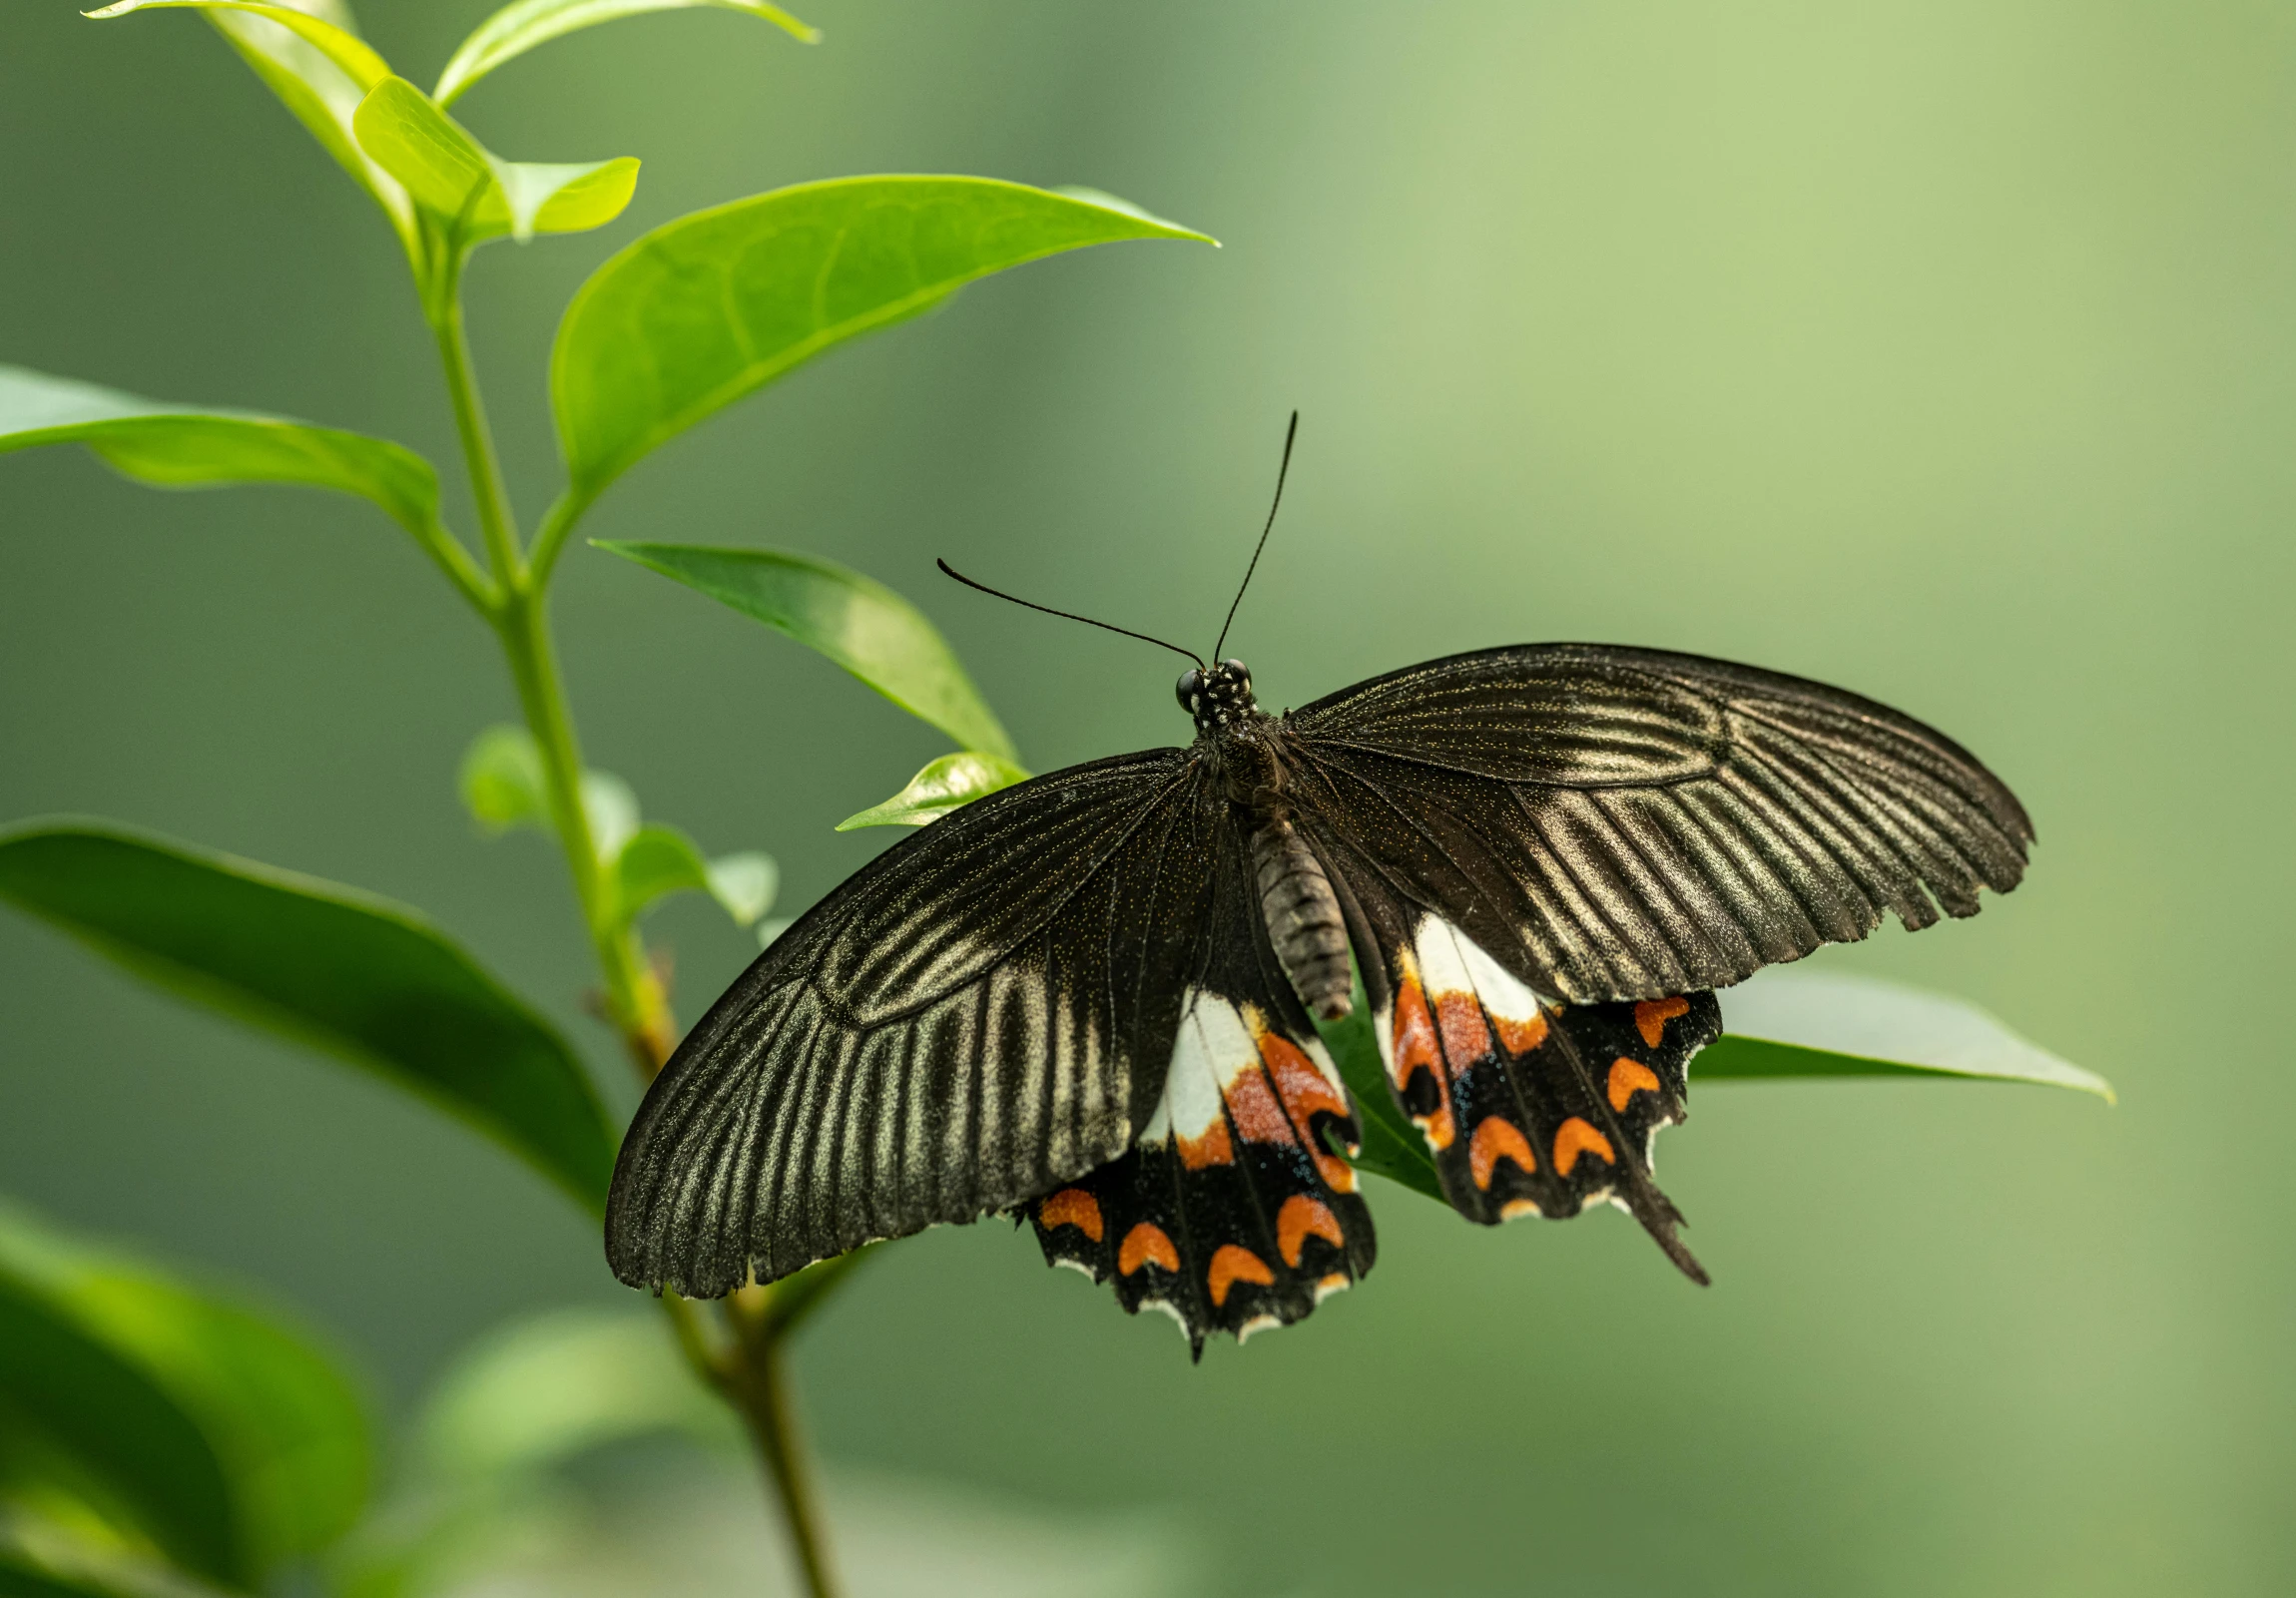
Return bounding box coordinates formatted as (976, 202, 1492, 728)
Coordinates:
(1027, 801, 1375, 1353)
(1287, 644, 2030, 1004)
(607, 750, 1218, 1298)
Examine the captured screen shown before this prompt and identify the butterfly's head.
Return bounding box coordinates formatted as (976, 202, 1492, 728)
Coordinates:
(1177, 658, 1257, 733)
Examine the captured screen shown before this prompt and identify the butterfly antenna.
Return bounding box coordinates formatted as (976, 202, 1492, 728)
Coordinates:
(936, 559, 1206, 670)
(1211, 409, 1300, 663)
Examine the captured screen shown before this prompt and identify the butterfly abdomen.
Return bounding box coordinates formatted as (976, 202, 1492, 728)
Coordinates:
(1251, 817, 1353, 1021)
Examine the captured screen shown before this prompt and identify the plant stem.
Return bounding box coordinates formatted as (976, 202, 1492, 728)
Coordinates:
(421, 241, 844, 1597)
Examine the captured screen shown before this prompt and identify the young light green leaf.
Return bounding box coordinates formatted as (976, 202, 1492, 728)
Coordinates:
(580, 772, 641, 862)
(1313, 978, 1444, 1205)
(704, 851, 776, 926)
(610, 827, 776, 928)
(457, 726, 550, 833)
(0, 1202, 373, 1591)
(0, 366, 442, 543)
(552, 177, 1216, 504)
(350, 78, 638, 245)
(434, 0, 818, 108)
(1702, 969, 2114, 1100)
(594, 542, 1018, 760)
(0, 821, 618, 1213)
(86, 1, 415, 255)
(836, 752, 1029, 831)
(0, 1545, 186, 1598)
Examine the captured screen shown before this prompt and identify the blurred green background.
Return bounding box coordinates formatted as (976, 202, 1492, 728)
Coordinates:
(4, 1, 2292, 1593)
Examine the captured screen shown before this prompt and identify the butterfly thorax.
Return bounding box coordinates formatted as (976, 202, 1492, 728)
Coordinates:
(1175, 661, 1355, 1023)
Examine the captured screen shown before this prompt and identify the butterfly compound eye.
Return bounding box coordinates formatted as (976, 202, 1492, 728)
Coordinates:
(1176, 669, 1203, 710)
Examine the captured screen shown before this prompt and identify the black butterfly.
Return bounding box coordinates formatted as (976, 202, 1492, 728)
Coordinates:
(605, 423, 2031, 1352)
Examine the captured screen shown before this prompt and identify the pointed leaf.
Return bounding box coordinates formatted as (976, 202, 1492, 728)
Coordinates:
(552, 177, 1215, 502)
(351, 78, 637, 245)
(86, 1, 414, 253)
(456, 726, 549, 833)
(435, 0, 817, 108)
(594, 542, 1017, 759)
(836, 752, 1029, 830)
(0, 822, 617, 1213)
(0, 1203, 372, 1591)
(1702, 969, 2114, 1100)
(0, 366, 440, 541)
(610, 825, 708, 921)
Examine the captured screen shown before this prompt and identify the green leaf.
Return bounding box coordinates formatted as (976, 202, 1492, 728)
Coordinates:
(0, 1203, 372, 1591)
(456, 726, 549, 833)
(1313, 977, 1444, 1205)
(417, 1309, 732, 1482)
(0, 821, 618, 1214)
(595, 542, 1018, 760)
(0, 366, 441, 543)
(552, 177, 1215, 503)
(86, 1, 415, 255)
(350, 78, 639, 245)
(610, 826, 775, 927)
(1702, 968, 2115, 1100)
(434, 0, 818, 108)
(836, 752, 1030, 830)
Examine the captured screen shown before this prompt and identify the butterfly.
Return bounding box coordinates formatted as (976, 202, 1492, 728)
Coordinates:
(605, 420, 2032, 1353)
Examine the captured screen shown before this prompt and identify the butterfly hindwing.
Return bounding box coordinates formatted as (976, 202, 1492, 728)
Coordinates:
(1028, 812, 1376, 1351)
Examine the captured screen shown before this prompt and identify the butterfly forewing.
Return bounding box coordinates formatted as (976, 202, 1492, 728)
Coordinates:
(606, 750, 1217, 1297)
(1287, 644, 2030, 1005)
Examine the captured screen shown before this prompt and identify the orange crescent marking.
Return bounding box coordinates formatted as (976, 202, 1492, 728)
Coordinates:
(1037, 1188, 1103, 1242)
(1493, 1009, 1549, 1054)
(1635, 996, 1690, 1048)
(1552, 1117, 1616, 1178)
(1259, 1034, 1358, 1193)
(1118, 1222, 1180, 1276)
(1276, 1194, 1345, 1267)
(1207, 1244, 1276, 1307)
(1608, 1058, 1663, 1114)
(1436, 991, 1491, 1063)
(1468, 1116, 1538, 1191)
(1176, 1117, 1234, 1170)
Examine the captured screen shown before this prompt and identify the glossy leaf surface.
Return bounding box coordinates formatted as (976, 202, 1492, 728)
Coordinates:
(434, 0, 818, 107)
(553, 177, 1214, 501)
(1704, 968, 2113, 1099)
(595, 542, 1017, 759)
(0, 1203, 371, 1591)
(0, 366, 440, 540)
(86, 1, 414, 251)
(0, 822, 616, 1212)
(351, 78, 638, 244)
(836, 752, 1030, 830)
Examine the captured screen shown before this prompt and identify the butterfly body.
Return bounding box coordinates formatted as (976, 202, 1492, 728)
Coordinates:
(607, 642, 2031, 1351)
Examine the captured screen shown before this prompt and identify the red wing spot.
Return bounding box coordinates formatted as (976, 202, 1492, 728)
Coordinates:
(1176, 1118, 1235, 1170)
(1552, 1118, 1616, 1178)
(1435, 992, 1491, 1063)
(1259, 1034, 1357, 1193)
(1493, 1009, 1549, 1054)
(1276, 1194, 1345, 1267)
(1390, 976, 1455, 1151)
(1468, 1116, 1538, 1191)
(1208, 1244, 1276, 1308)
(1223, 1063, 1295, 1147)
(1119, 1223, 1180, 1276)
(1608, 1058, 1663, 1114)
(1635, 996, 1690, 1048)
(1037, 1188, 1103, 1242)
